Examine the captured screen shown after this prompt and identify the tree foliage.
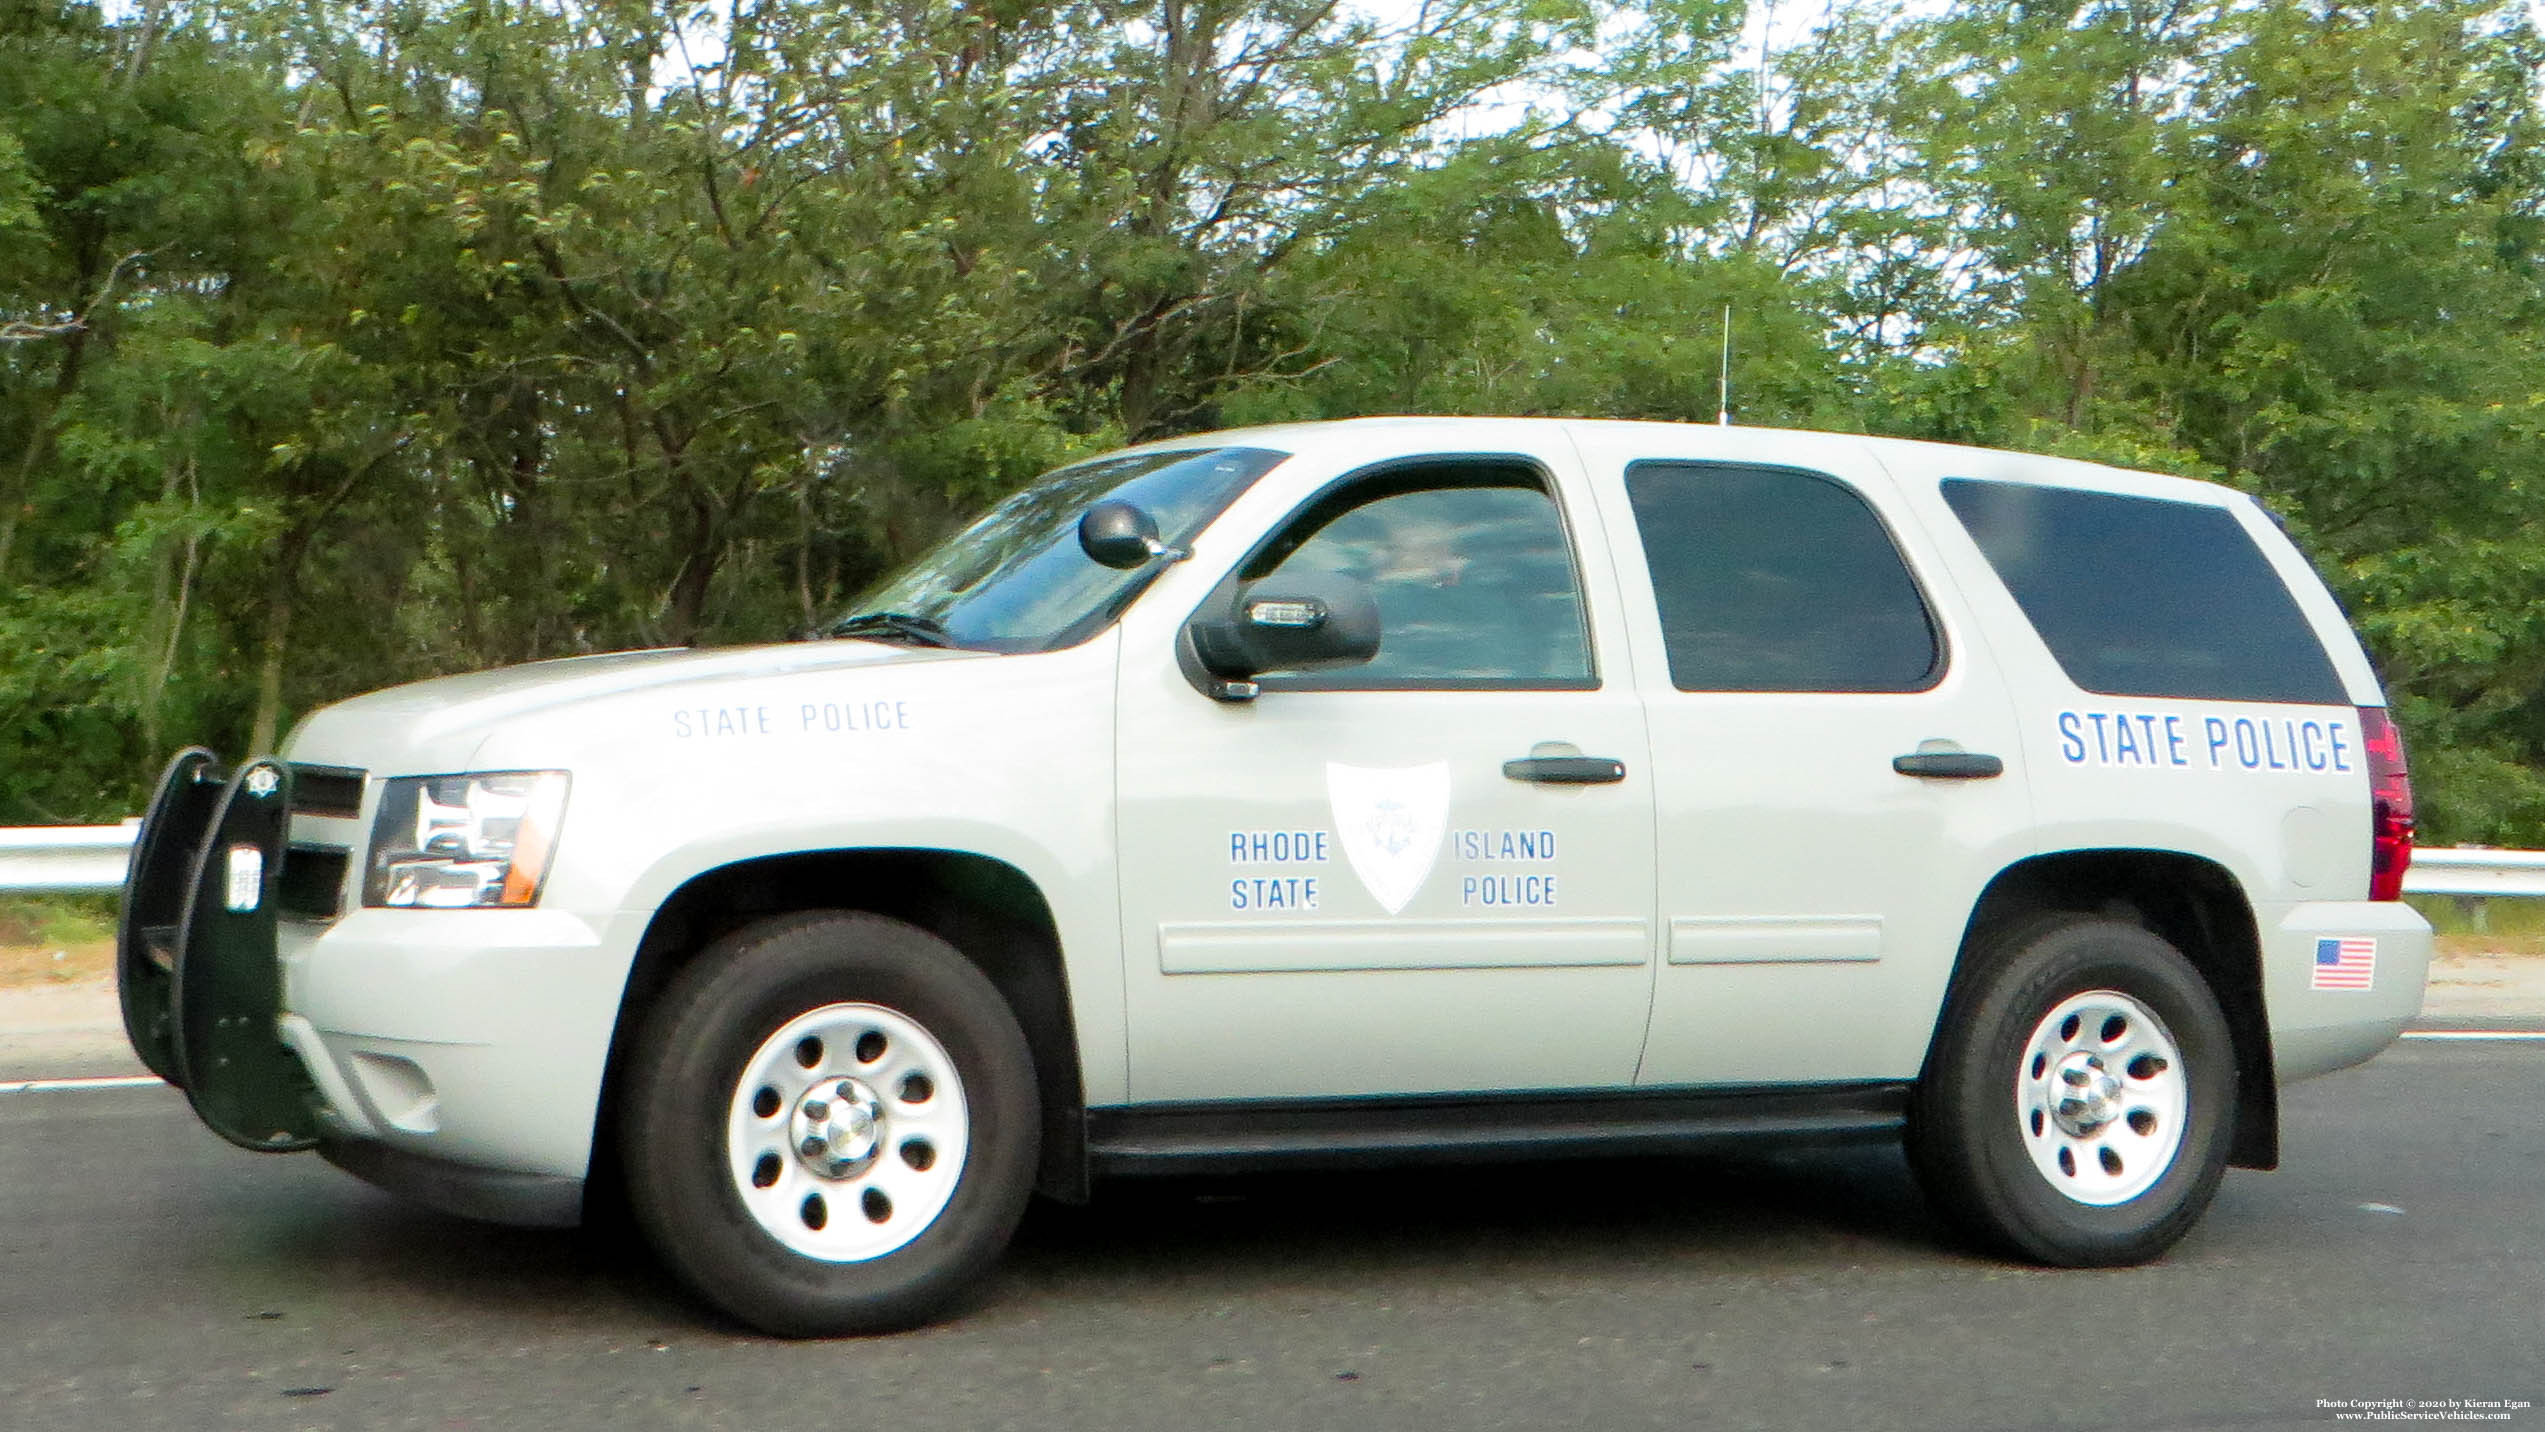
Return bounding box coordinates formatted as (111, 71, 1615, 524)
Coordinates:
(1, 0, 2540, 843)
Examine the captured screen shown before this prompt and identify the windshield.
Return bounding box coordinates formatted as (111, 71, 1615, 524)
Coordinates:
(837, 445, 1287, 652)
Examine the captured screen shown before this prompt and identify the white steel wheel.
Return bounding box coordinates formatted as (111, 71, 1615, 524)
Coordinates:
(727, 1002, 971, 1262)
(1906, 915, 2236, 1268)
(2013, 989, 2188, 1206)
(620, 911, 1040, 1337)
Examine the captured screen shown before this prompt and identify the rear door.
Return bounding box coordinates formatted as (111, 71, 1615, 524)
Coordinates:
(1566, 428, 2038, 1087)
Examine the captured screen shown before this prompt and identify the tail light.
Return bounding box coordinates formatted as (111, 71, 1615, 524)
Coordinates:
(2358, 707, 2414, 901)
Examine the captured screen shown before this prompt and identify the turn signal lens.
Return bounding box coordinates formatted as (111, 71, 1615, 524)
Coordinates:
(2358, 708, 2413, 902)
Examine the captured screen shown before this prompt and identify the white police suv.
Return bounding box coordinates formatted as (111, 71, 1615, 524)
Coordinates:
(117, 418, 2430, 1335)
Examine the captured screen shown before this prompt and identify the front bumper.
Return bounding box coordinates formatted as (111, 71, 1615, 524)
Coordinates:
(278, 907, 642, 1189)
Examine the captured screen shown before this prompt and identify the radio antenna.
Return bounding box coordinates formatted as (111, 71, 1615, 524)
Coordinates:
(1717, 304, 1734, 426)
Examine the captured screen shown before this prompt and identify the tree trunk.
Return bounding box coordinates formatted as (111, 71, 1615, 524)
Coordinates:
(247, 555, 298, 754)
(663, 486, 719, 646)
(137, 454, 201, 753)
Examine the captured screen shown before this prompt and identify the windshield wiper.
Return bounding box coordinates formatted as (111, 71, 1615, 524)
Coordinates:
(829, 611, 955, 647)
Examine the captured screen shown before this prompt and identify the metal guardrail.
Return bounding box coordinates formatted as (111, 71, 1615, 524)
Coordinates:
(2404, 847, 2545, 899)
(0, 821, 2540, 900)
(0, 823, 139, 895)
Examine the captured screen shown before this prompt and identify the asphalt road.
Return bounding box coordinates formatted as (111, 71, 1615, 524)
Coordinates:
(0, 1040, 2537, 1432)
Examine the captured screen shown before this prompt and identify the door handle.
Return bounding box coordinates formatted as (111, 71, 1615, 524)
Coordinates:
(1892, 751, 2004, 779)
(1503, 756, 1626, 784)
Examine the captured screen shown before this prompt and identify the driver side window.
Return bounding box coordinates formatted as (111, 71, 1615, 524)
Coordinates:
(1250, 472, 1595, 690)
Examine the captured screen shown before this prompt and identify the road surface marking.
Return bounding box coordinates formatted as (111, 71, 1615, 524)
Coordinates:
(0, 1074, 165, 1094)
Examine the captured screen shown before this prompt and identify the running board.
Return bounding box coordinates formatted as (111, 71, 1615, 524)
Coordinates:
(1085, 1082, 1911, 1177)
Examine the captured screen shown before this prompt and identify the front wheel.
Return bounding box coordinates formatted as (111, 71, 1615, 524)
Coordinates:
(1906, 917, 2236, 1267)
(620, 912, 1039, 1336)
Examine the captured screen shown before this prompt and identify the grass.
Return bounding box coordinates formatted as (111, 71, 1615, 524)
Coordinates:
(0, 896, 117, 985)
(2409, 894, 2545, 957)
(2409, 893, 2545, 938)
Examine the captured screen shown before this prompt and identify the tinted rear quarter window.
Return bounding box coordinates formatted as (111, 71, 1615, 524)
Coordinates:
(1940, 478, 2345, 705)
(1625, 462, 1940, 693)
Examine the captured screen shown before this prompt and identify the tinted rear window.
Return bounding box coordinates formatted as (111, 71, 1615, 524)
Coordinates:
(1941, 478, 2346, 705)
(1627, 462, 1940, 692)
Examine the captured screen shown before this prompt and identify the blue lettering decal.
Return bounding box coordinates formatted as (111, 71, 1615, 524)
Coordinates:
(1453, 830, 1564, 862)
(2134, 715, 2163, 764)
(2165, 716, 2187, 767)
(2260, 720, 2289, 770)
(2234, 718, 2261, 769)
(2205, 717, 2230, 768)
(673, 711, 693, 739)
(2112, 716, 2143, 764)
(2057, 711, 2086, 764)
(2300, 721, 2326, 771)
(1230, 831, 1330, 863)
(1230, 876, 1320, 910)
(2087, 712, 2113, 763)
(1462, 873, 1560, 907)
(2330, 722, 2353, 772)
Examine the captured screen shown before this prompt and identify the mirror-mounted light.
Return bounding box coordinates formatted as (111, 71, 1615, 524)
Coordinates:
(1245, 598, 1326, 629)
(1189, 573, 1381, 694)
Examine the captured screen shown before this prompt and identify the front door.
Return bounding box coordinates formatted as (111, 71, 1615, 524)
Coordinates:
(1113, 451, 1658, 1103)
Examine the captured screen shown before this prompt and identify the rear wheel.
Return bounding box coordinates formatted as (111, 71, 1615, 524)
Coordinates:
(1907, 916, 2235, 1266)
(620, 912, 1038, 1336)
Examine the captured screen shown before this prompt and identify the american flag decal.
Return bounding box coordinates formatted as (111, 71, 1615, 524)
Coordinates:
(2312, 936, 2377, 990)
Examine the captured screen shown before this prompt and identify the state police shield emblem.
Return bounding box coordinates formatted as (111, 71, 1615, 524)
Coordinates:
(1324, 761, 1451, 915)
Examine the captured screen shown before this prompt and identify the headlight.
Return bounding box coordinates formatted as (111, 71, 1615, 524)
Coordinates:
(363, 771, 570, 909)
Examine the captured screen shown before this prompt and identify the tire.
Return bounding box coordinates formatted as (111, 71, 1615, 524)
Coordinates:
(1906, 916, 2236, 1267)
(619, 911, 1040, 1336)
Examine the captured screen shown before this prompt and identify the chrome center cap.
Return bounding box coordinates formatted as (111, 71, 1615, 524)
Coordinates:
(2050, 1052, 2124, 1137)
(790, 1076, 884, 1179)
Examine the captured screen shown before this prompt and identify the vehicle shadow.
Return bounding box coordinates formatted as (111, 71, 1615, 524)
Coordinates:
(1000, 1138, 1958, 1297)
(190, 1135, 1955, 1337)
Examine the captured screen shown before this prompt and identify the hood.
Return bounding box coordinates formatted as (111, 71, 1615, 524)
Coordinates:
(285, 640, 980, 766)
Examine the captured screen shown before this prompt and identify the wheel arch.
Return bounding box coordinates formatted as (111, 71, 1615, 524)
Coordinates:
(594, 847, 1088, 1204)
(1938, 848, 2278, 1170)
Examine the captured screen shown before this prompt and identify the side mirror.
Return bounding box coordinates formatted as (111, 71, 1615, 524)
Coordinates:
(1078, 500, 1173, 570)
(1189, 573, 1382, 682)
